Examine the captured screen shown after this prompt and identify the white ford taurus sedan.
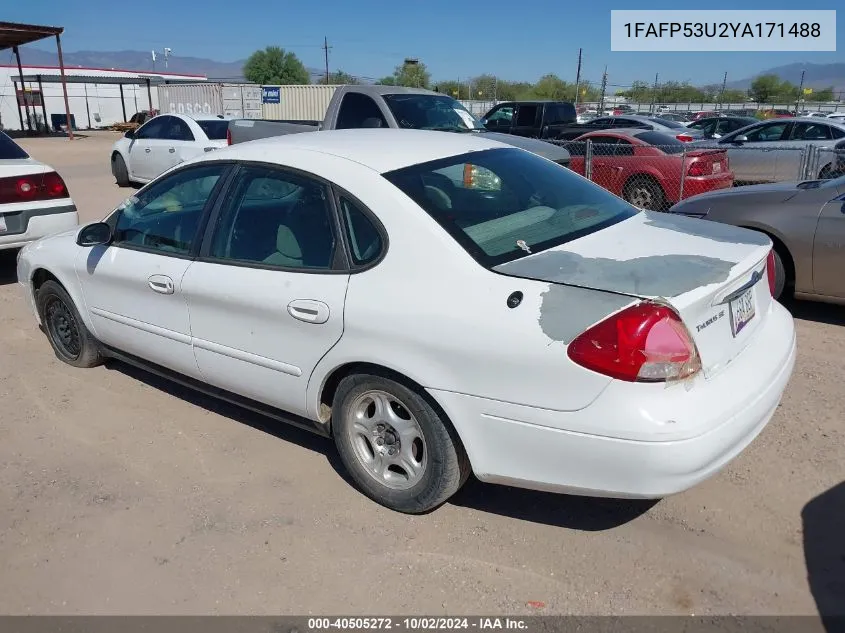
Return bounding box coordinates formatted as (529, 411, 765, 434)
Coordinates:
(17, 129, 796, 513)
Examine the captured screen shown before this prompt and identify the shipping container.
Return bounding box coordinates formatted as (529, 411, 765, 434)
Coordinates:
(261, 85, 340, 121)
(157, 83, 262, 119)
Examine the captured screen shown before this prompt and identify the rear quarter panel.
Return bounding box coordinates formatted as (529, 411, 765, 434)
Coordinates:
(705, 194, 828, 293)
(304, 163, 627, 419)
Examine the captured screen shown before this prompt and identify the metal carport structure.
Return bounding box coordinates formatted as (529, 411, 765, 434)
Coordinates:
(0, 20, 74, 139)
(14, 73, 205, 130)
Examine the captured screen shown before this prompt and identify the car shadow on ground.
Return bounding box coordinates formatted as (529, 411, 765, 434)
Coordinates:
(106, 360, 655, 530)
(0, 250, 19, 286)
(802, 481, 845, 633)
(449, 478, 656, 530)
(784, 297, 845, 327)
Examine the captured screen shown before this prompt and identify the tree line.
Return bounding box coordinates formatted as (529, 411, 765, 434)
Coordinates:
(243, 47, 839, 104)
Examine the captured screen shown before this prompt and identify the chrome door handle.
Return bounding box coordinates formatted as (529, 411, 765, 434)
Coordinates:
(148, 275, 174, 295)
(145, 148, 151, 153)
(287, 299, 330, 324)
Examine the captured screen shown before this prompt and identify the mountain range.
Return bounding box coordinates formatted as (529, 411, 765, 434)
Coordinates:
(9, 46, 845, 92)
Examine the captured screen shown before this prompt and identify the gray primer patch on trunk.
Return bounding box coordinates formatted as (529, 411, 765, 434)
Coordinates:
(498, 251, 736, 297)
(538, 284, 634, 344)
(642, 211, 771, 246)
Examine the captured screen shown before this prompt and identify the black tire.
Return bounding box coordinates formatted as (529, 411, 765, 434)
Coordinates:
(112, 153, 130, 187)
(332, 373, 470, 514)
(770, 248, 787, 301)
(623, 175, 667, 211)
(36, 280, 103, 368)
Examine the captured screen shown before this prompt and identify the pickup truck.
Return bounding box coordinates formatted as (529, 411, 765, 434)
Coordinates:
(227, 85, 571, 166)
(480, 101, 576, 139)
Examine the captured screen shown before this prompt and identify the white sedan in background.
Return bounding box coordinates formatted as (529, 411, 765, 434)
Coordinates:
(110, 113, 230, 186)
(18, 129, 796, 513)
(0, 131, 78, 251)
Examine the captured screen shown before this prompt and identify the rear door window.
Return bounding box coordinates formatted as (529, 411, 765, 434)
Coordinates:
(0, 131, 28, 159)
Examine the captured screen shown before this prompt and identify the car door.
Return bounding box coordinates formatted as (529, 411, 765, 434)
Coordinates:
(180, 164, 350, 416)
(721, 121, 790, 183)
(76, 162, 231, 378)
(585, 136, 622, 192)
(812, 191, 845, 297)
(788, 121, 836, 180)
(510, 104, 541, 137)
(126, 116, 169, 181)
(158, 116, 200, 173)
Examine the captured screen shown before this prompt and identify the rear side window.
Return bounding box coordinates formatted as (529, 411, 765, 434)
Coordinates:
(339, 197, 383, 265)
(649, 117, 684, 129)
(0, 132, 28, 159)
(336, 93, 388, 129)
(197, 120, 229, 140)
(383, 147, 637, 266)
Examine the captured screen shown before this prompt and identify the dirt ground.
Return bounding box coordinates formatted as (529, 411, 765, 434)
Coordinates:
(0, 131, 842, 618)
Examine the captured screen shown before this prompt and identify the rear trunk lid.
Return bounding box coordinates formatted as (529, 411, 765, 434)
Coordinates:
(685, 149, 729, 176)
(494, 211, 773, 379)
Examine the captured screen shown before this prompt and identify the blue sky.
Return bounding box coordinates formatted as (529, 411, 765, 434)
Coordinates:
(8, 0, 843, 85)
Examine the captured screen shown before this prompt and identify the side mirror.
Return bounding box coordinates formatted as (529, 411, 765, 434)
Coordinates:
(124, 129, 135, 139)
(76, 222, 112, 247)
(361, 117, 383, 128)
(733, 134, 748, 144)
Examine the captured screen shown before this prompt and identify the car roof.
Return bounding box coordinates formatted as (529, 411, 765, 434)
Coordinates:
(206, 128, 509, 173)
(577, 128, 650, 141)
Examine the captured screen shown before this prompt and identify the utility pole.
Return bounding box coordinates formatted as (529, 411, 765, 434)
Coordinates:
(573, 48, 583, 108)
(151, 50, 156, 72)
(598, 66, 608, 114)
(651, 72, 659, 112)
(718, 71, 728, 108)
(795, 68, 806, 114)
(323, 37, 332, 84)
(163, 48, 171, 70)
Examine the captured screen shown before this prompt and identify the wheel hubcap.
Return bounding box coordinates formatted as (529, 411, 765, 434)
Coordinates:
(630, 186, 654, 209)
(45, 298, 81, 360)
(346, 390, 427, 490)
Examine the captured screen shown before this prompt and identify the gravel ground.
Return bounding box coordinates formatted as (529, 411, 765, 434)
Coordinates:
(0, 131, 842, 617)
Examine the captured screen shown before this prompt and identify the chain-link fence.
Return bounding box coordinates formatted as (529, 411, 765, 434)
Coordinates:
(553, 141, 845, 212)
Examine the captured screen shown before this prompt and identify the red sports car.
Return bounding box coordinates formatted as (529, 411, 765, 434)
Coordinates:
(565, 129, 735, 211)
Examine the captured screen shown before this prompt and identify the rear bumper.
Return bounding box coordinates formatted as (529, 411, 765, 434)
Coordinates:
(430, 300, 796, 499)
(675, 174, 734, 202)
(0, 204, 78, 250)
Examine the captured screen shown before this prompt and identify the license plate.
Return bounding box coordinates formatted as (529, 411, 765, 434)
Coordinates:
(0, 215, 6, 233)
(729, 288, 755, 337)
(713, 162, 722, 173)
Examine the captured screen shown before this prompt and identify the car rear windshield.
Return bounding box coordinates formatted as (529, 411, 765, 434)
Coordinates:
(648, 117, 684, 129)
(382, 147, 638, 267)
(197, 119, 229, 140)
(0, 132, 29, 159)
(634, 131, 686, 154)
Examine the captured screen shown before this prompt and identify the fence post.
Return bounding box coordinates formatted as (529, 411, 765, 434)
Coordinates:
(678, 144, 687, 206)
(584, 140, 593, 181)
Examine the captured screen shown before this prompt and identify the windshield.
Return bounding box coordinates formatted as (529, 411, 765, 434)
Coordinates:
(382, 94, 486, 132)
(383, 147, 638, 266)
(0, 132, 29, 159)
(197, 119, 229, 140)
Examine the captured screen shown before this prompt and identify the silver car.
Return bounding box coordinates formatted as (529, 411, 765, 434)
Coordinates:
(693, 118, 845, 184)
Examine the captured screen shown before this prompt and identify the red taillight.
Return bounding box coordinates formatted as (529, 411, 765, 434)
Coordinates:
(766, 250, 776, 296)
(226, 128, 232, 145)
(676, 134, 694, 142)
(567, 302, 701, 382)
(687, 161, 708, 176)
(0, 171, 68, 204)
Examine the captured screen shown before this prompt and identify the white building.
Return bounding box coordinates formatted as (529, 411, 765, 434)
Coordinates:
(0, 64, 207, 132)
